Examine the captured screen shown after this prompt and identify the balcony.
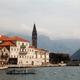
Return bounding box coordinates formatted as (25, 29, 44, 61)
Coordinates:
(19, 51, 27, 55)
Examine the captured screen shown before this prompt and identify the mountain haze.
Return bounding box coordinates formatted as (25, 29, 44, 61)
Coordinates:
(6, 32, 80, 55)
(71, 49, 80, 60)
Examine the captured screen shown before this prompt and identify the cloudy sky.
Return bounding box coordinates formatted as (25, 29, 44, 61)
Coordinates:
(0, 0, 80, 39)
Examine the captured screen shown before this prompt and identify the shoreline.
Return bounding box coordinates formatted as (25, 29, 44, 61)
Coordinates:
(0, 64, 61, 70)
(0, 64, 80, 70)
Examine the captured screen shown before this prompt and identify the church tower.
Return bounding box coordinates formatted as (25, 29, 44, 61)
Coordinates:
(32, 24, 37, 48)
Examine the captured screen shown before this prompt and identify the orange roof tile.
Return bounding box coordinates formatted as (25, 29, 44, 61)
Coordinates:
(0, 46, 3, 49)
(0, 35, 12, 41)
(0, 41, 15, 47)
(10, 36, 30, 42)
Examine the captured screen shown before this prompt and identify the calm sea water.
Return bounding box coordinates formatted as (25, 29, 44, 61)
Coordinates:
(0, 67, 80, 80)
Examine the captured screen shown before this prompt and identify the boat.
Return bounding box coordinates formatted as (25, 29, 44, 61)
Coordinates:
(6, 67, 36, 75)
(58, 61, 66, 67)
(58, 63, 66, 67)
(0, 66, 8, 70)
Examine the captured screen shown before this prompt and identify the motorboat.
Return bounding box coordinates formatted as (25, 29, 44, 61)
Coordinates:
(6, 67, 36, 75)
(58, 61, 66, 67)
(0, 66, 8, 70)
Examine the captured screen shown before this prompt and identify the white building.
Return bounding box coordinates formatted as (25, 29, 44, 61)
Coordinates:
(9, 36, 30, 65)
(0, 35, 49, 66)
(28, 46, 49, 65)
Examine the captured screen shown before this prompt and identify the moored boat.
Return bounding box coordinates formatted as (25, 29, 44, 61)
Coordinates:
(0, 66, 8, 70)
(58, 61, 66, 67)
(6, 67, 36, 75)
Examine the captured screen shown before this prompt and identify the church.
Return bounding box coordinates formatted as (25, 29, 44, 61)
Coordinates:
(0, 24, 49, 66)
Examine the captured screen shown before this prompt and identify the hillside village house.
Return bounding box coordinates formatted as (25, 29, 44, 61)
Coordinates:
(0, 35, 49, 66)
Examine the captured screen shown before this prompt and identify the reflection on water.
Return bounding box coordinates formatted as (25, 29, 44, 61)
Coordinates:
(0, 67, 80, 80)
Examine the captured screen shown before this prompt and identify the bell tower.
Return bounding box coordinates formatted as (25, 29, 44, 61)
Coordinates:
(32, 24, 37, 48)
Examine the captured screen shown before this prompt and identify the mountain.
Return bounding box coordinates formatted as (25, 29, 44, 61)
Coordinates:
(6, 32, 80, 55)
(38, 35, 80, 55)
(71, 49, 80, 60)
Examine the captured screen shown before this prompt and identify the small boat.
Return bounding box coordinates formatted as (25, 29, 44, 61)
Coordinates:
(0, 66, 8, 70)
(58, 61, 66, 67)
(58, 63, 66, 67)
(6, 68, 36, 75)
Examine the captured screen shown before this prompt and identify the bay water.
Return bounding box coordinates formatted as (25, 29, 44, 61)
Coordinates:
(0, 67, 80, 80)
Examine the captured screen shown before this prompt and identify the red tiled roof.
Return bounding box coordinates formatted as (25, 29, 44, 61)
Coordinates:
(0, 35, 12, 41)
(10, 36, 30, 42)
(0, 46, 3, 49)
(0, 41, 15, 47)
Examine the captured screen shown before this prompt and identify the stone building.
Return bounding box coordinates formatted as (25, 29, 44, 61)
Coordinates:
(49, 52, 70, 64)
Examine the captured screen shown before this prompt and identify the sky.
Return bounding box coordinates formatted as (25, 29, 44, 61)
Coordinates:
(0, 0, 80, 39)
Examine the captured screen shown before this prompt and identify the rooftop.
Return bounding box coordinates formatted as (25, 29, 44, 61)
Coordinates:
(0, 41, 15, 47)
(10, 36, 30, 42)
(0, 35, 12, 41)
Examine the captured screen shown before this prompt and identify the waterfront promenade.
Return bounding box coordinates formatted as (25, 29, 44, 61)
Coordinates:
(0, 63, 66, 70)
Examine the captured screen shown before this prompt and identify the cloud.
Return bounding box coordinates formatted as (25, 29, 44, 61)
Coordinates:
(0, 0, 80, 39)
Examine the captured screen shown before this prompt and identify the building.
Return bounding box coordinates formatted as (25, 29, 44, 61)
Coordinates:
(9, 36, 30, 65)
(32, 24, 37, 48)
(9, 36, 49, 66)
(0, 24, 49, 66)
(0, 35, 49, 66)
(28, 47, 49, 65)
(49, 52, 70, 64)
(0, 35, 15, 65)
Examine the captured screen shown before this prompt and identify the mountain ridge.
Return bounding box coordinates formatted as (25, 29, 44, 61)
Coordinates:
(6, 32, 80, 55)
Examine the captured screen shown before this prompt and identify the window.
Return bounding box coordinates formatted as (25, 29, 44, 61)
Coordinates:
(22, 48, 24, 52)
(17, 48, 18, 51)
(18, 42, 20, 45)
(11, 48, 13, 51)
(26, 61, 28, 63)
(11, 55, 13, 58)
(19, 56, 21, 58)
(24, 49, 26, 52)
(14, 48, 16, 51)
(35, 51, 37, 58)
(20, 49, 22, 52)
(4, 49, 6, 52)
(19, 61, 22, 64)
(22, 43, 24, 45)
(22, 56, 24, 58)
(27, 56, 29, 59)
(30, 56, 31, 59)
(14, 55, 16, 58)
(32, 56, 34, 58)
(40, 55, 42, 58)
